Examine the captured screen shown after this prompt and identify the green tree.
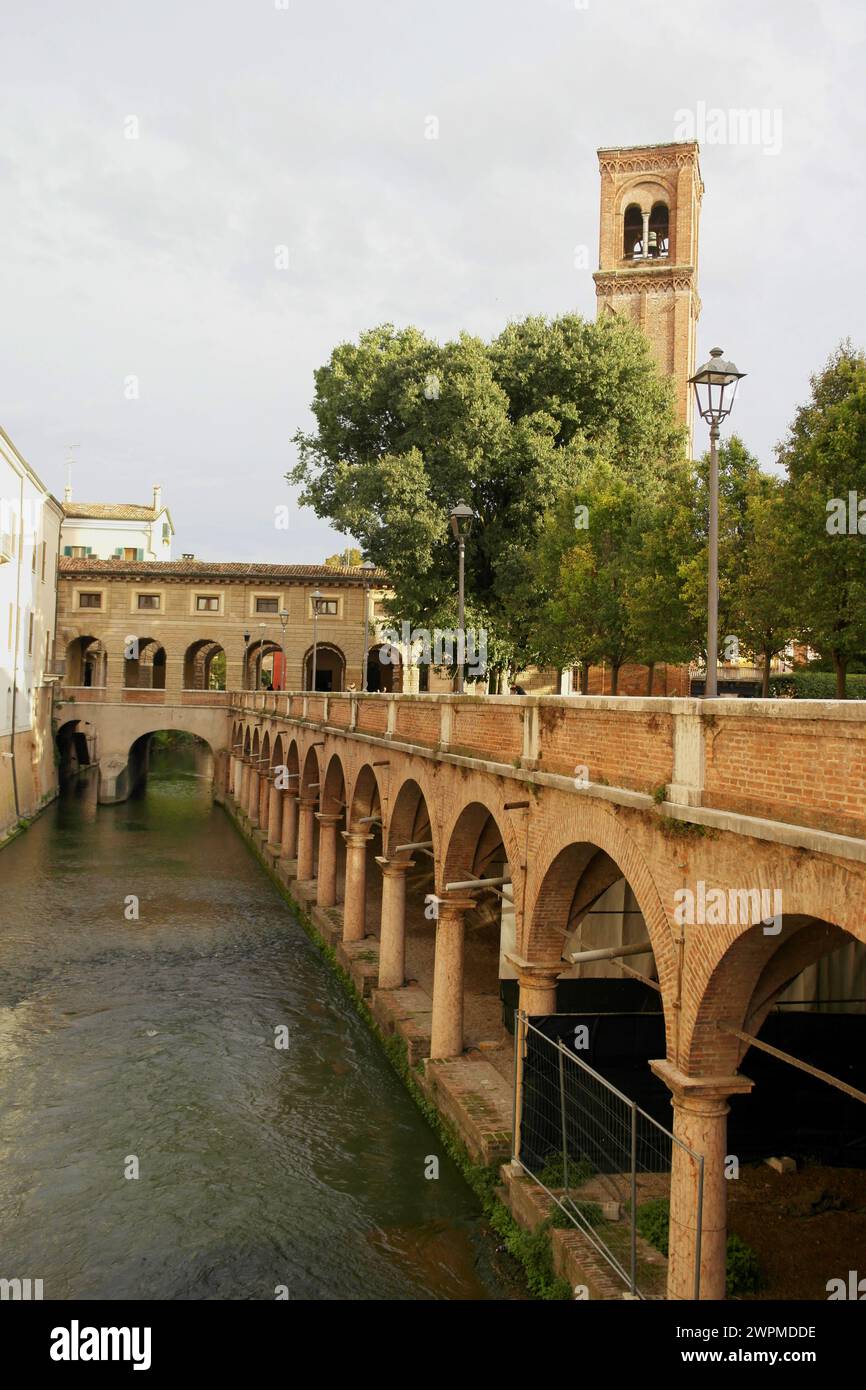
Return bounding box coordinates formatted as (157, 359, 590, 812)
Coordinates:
(324, 547, 362, 568)
(524, 454, 697, 694)
(777, 344, 866, 696)
(289, 315, 684, 671)
(677, 436, 776, 674)
(729, 482, 797, 695)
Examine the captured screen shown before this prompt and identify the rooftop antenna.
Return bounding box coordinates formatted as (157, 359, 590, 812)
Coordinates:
(64, 443, 79, 503)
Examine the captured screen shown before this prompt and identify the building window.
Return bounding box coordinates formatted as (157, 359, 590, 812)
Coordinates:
(162, 522, 170, 541)
(124, 547, 139, 561)
(315, 598, 338, 616)
(69, 545, 88, 558)
(28, 612, 33, 654)
(31, 543, 36, 572)
(41, 540, 46, 580)
(196, 595, 219, 611)
(79, 592, 102, 609)
(255, 597, 279, 613)
(137, 594, 160, 610)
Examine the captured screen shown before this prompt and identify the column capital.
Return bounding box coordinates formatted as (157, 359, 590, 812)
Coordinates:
(343, 830, 373, 848)
(375, 855, 416, 876)
(433, 894, 476, 921)
(315, 811, 343, 827)
(507, 954, 562, 984)
(650, 1060, 754, 1109)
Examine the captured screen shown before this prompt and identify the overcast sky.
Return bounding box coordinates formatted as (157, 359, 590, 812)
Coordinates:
(1, 0, 864, 562)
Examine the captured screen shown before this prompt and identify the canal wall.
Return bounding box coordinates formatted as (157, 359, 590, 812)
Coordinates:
(219, 790, 652, 1301)
(0, 687, 59, 847)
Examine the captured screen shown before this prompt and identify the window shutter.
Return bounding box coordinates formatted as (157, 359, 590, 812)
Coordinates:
(63, 546, 72, 556)
(136, 548, 144, 560)
(85, 547, 92, 555)
(114, 548, 123, 557)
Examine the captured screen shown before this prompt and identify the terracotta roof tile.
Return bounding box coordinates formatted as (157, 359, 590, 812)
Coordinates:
(58, 557, 388, 582)
(62, 503, 159, 521)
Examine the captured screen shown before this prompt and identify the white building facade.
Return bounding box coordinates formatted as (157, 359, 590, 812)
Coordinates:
(61, 484, 174, 561)
(0, 427, 63, 842)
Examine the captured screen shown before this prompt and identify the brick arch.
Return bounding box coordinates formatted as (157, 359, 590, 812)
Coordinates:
(261, 730, 271, 762)
(387, 775, 437, 862)
(439, 790, 521, 898)
(242, 726, 251, 755)
(252, 727, 260, 757)
(285, 737, 300, 780)
(348, 762, 384, 831)
(617, 174, 675, 216)
(682, 914, 860, 1077)
(675, 855, 866, 1074)
(300, 744, 321, 800)
(521, 798, 676, 1012)
(322, 753, 347, 816)
(271, 732, 284, 769)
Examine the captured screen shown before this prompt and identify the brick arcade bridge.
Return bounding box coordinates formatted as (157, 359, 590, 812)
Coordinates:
(57, 684, 866, 1298)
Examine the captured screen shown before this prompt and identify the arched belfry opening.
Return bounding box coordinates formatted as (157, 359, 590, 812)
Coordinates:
(648, 200, 669, 258)
(623, 202, 643, 259)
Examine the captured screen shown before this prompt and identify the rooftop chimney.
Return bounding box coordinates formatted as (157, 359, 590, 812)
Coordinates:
(181, 552, 195, 560)
(152, 484, 162, 512)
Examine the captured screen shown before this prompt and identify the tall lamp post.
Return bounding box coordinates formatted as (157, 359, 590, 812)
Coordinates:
(310, 588, 323, 692)
(360, 560, 376, 692)
(450, 500, 474, 694)
(689, 348, 745, 699)
(278, 608, 289, 691)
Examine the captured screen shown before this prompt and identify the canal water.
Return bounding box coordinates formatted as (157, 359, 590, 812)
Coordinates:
(0, 745, 516, 1300)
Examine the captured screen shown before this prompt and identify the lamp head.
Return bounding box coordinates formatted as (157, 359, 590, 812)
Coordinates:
(449, 500, 474, 539)
(689, 347, 745, 425)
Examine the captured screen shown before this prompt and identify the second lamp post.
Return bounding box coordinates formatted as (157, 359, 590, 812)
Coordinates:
(450, 500, 473, 694)
(689, 348, 745, 700)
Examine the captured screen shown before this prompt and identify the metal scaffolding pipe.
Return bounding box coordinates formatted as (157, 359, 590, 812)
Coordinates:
(569, 939, 653, 964)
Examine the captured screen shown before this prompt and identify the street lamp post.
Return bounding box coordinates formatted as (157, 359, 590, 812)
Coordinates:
(689, 348, 745, 699)
(278, 608, 289, 692)
(310, 588, 323, 692)
(450, 501, 474, 695)
(360, 560, 376, 692)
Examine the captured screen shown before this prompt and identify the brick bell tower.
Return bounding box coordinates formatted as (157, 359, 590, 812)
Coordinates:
(593, 141, 703, 452)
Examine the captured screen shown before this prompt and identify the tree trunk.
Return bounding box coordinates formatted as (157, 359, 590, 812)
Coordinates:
(762, 651, 771, 698)
(580, 661, 590, 695)
(834, 651, 848, 699)
(610, 662, 620, 695)
(645, 661, 655, 697)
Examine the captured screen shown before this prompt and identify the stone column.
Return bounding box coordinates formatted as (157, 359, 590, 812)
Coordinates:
(342, 831, 374, 941)
(237, 759, 247, 808)
(429, 895, 476, 1059)
(296, 797, 317, 881)
(267, 781, 282, 849)
(375, 856, 416, 985)
(280, 792, 299, 860)
(258, 767, 270, 828)
(511, 960, 563, 1165)
(247, 766, 260, 825)
(315, 813, 342, 907)
(651, 1061, 754, 1301)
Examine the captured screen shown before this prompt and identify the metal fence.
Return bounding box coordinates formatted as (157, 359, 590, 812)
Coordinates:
(513, 1014, 704, 1299)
